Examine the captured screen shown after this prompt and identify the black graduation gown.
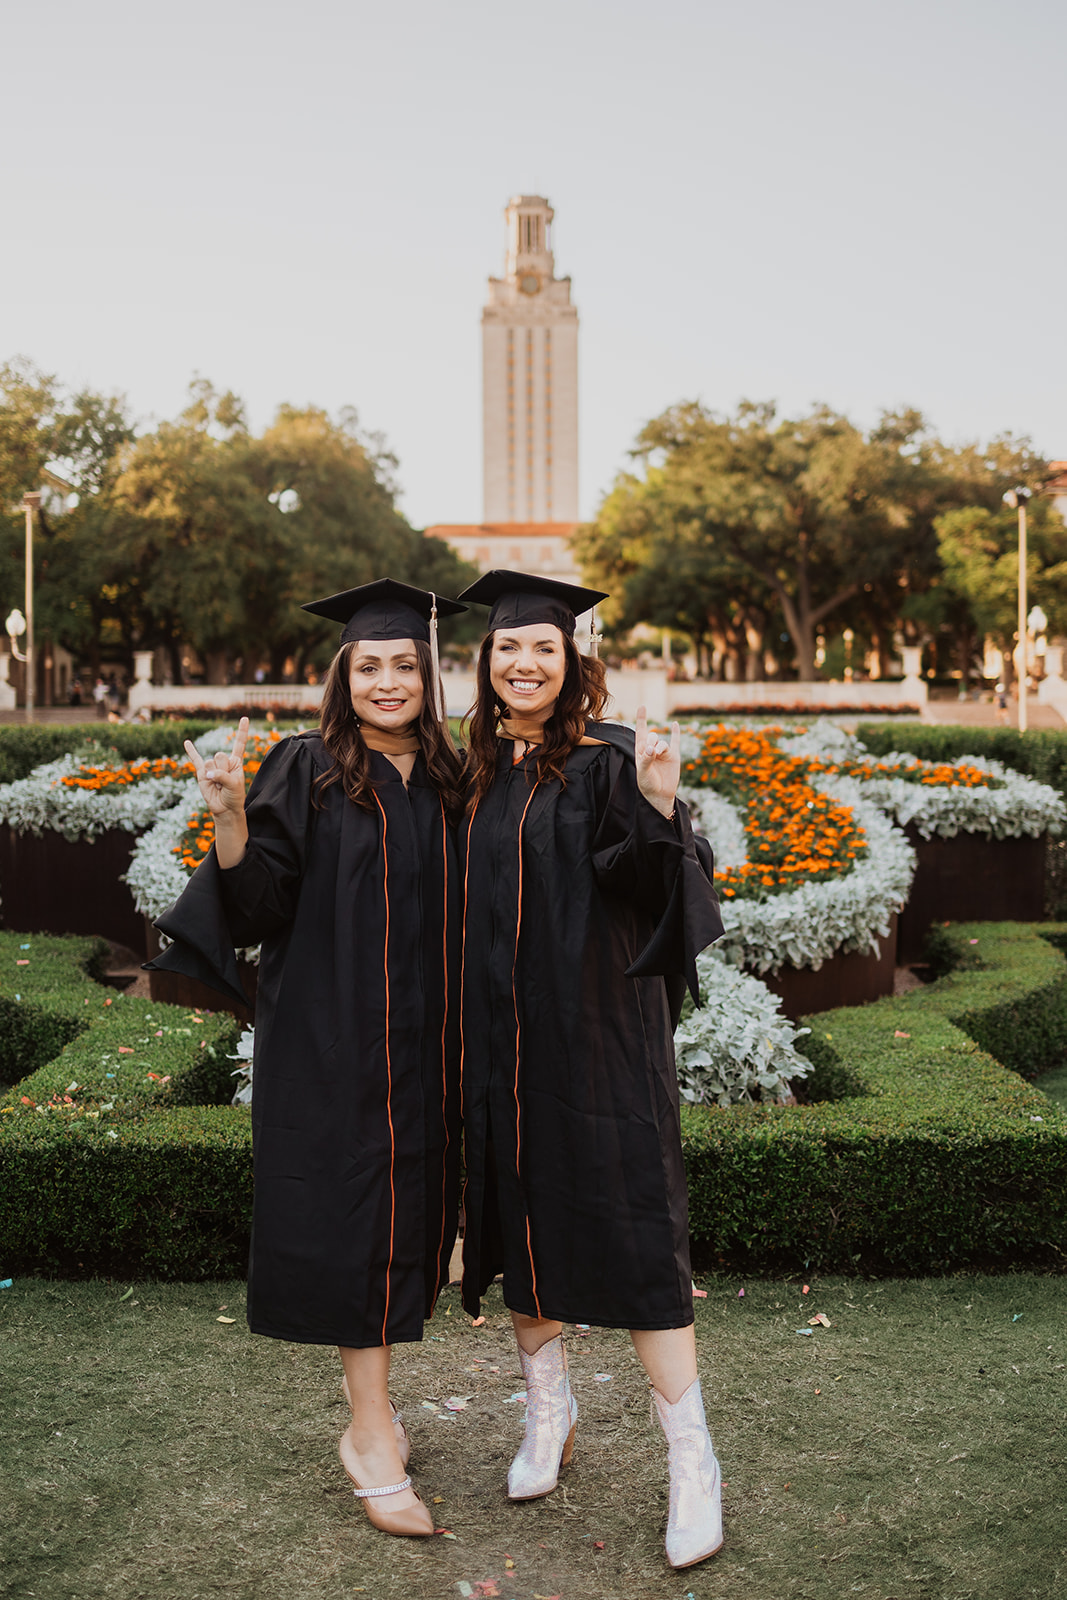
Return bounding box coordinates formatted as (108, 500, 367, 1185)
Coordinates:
(148, 731, 461, 1348)
(458, 722, 723, 1331)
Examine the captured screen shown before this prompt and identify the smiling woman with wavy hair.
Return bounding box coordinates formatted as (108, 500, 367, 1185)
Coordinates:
(147, 579, 467, 1542)
(454, 568, 728, 1573)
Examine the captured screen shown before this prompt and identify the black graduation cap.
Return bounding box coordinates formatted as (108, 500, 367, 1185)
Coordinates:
(302, 578, 466, 646)
(458, 569, 609, 639)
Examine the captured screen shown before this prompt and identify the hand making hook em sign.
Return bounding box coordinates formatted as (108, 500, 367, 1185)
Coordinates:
(185, 716, 251, 818)
(634, 704, 681, 817)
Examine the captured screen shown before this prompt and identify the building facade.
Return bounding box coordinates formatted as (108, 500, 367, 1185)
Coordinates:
(482, 194, 578, 525)
(428, 195, 583, 597)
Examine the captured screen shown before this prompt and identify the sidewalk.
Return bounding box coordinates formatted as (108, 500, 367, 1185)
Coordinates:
(921, 695, 1065, 729)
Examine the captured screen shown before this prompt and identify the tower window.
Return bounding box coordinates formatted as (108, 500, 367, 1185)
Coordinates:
(522, 214, 541, 254)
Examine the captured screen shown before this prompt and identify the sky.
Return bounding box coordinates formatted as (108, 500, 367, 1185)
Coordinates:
(2, 0, 1064, 528)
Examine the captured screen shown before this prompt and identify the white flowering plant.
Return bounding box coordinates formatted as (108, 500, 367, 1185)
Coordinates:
(0, 726, 241, 843)
(777, 722, 1066, 840)
(673, 953, 813, 1106)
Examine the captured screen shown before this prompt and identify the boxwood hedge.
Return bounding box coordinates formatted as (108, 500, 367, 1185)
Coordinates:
(0, 932, 246, 1277)
(684, 920, 1067, 1272)
(2, 924, 1065, 1280)
(0, 722, 222, 785)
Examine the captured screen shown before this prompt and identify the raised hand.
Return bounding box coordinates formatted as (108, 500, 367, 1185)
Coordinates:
(184, 716, 251, 819)
(634, 706, 680, 818)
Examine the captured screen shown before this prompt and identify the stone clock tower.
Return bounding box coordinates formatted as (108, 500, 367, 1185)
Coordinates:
(482, 195, 578, 523)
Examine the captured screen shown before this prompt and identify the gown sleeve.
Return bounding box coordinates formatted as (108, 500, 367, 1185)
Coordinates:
(590, 739, 724, 1023)
(144, 735, 314, 1007)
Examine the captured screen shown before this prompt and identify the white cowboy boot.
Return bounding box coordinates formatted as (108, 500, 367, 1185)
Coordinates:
(507, 1334, 578, 1500)
(652, 1378, 724, 1568)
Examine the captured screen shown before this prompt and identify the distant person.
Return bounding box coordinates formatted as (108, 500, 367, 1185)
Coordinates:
(92, 678, 108, 719)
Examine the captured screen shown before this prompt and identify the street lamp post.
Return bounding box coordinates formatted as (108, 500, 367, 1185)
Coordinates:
(1004, 489, 1030, 733)
(20, 494, 40, 723)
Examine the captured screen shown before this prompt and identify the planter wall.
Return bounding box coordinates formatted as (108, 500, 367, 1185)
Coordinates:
(897, 829, 1046, 963)
(0, 824, 145, 952)
(144, 918, 257, 1024)
(759, 914, 898, 1020)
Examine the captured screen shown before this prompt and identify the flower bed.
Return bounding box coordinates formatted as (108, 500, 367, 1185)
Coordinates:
(0, 727, 284, 955)
(779, 723, 1065, 959)
(678, 727, 914, 1002)
(678, 721, 1066, 990)
(2, 925, 1064, 1278)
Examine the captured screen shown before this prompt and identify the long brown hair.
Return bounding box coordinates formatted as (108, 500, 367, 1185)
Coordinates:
(314, 639, 464, 812)
(464, 629, 609, 811)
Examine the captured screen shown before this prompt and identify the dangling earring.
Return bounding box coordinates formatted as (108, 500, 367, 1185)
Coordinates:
(493, 701, 503, 722)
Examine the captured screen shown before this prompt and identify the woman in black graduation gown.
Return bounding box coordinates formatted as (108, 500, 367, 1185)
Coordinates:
(148, 580, 465, 1539)
(456, 570, 727, 1571)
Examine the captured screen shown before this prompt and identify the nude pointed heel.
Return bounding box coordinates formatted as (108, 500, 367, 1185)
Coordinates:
(339, 1438, 434, 1538)
(507, 1334, 578, 1500)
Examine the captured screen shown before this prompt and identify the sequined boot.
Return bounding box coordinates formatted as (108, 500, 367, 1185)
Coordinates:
(507, 1334, 578, 1500)
(652, 1378, 724, 1568)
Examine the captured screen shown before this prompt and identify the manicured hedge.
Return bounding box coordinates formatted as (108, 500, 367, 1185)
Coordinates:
(3, 925, 1066, 1279)
(0, 722, 218, 785)
(683, 921, 1067, 1272)
(0, 932, 246, 1276)
(855, 722, 1067, 800)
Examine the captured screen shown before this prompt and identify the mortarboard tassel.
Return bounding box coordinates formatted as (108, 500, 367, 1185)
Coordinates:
(589, 606, 602, 659)
(429, 593, 448, 724)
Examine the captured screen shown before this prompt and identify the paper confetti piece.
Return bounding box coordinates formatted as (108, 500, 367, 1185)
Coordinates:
(808, 1312, 831, 1328)
(795, 1327, 813, 1336)
(118, 1047, 134, 1054)
(458, 1585, 474, 1598)
(0, 1279, 12, 1289)
(593, 1540, 605, 1550)
(503, 1390, 527, 1404)
(15, 960, 28, 966)
(504, 1558, 515, 1569)
(692, 1286, 708, 1298)
(437, 1528, 457, 1539)
(444, 1395, 473, 1411)
(473, 1582, 500, 1597)
(575, 1323, 590, 1335)
(422, 1400, 442, 1411)
(216, 1316, 236, 1324)
(894, 1030, 911, 1038)
(802, 1284, 810, 1294)
(738, 1287, 745, 1298)
(118, 1287, 134, 1301)
(592, 1372, 612, 1382)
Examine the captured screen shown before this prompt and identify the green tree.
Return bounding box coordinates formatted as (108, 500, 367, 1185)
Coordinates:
(935, 499, 1067, 684)
(577, 401, 1048, 681)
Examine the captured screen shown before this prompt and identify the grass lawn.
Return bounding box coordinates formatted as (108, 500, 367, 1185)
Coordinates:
(1, 1275, 1064, 1600)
